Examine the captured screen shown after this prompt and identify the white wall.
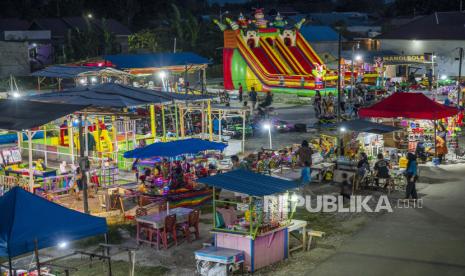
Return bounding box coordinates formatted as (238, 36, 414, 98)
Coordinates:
(379, 39, 465, 77)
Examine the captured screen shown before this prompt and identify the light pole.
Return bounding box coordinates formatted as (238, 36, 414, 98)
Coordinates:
(263, 123, 272, 149)
(457, 47, 463, 107)
(351, 42, 360, 99)
(337, 31, 342, 123)
(219, 9, 229, 23)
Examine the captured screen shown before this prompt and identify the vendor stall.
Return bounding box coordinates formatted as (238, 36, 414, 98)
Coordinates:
(197, 170, 301, 273)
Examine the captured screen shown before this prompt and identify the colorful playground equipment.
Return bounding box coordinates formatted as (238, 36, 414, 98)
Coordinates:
(216, 9, 339, 96)
(59, 119, 114, 154)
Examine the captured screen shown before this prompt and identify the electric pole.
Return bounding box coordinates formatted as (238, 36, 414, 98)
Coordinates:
(458, 47, 463, 107)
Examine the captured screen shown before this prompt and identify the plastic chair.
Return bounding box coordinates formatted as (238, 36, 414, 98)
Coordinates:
(181, 209, 201, 243)
(158, 214, 177, 249)
(136, 207, 155, 245)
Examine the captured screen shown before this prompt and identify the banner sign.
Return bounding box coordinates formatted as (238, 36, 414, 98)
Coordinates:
(382, 54, 432, 64)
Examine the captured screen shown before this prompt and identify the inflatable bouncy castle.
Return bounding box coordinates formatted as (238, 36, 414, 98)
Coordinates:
(215, 9, 339, 96)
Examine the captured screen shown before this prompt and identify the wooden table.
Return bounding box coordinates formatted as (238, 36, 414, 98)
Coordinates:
(288, 219, 307, 254)
(136, 207, 193, 249)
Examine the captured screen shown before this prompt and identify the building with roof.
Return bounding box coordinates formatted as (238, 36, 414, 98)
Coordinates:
(299, 25, 342, 58)
(377, 11, 465, 77)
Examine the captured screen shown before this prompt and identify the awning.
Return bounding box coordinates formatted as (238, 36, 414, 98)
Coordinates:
(31, 65, 102, 78)
(124, 138, 227, 159)
(359, 93, 459, 120)
(197, 169, 297, 196)
(0, 187, 107, 257)
(27, 83, 212, 108)
(0, 99, 88, 131)
(332, 119, 401, 134)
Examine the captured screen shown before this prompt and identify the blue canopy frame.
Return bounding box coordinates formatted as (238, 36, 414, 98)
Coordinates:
(124, 138, 227, 159)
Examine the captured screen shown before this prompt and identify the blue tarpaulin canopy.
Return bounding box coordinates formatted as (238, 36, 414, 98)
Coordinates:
(105, 52, 210, 69)
(123, 138, 227, 159)
(197, 169, 297, 197)
(0, 187, 107, 257)
(27, 83, 212, 108)
(31, 65, 102, 78)
(330, 119, 401, 134)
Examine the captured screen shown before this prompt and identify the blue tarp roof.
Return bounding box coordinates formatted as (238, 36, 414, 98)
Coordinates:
(197, 169, 297, 196)
(104, 52, 210, 69)
(300, 26, 342, 42)
(0, 99, 88, 131)
(0, 187, 107, 257)
(124, 138, 227, 159)
(27, 83, 212, 108)
(31, 65, 102, 78)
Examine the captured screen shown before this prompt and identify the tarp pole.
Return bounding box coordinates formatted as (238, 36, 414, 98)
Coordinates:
(37, 77, 40, 91)
(112, 116, 118, 165)
(28, 130, 34, 193)
(8, 255, 13, 276)
(17, 132, 21, 149)
(150, 105, 156, 142)
(219, 109, 222, 142)
(69, 118, 75, 164)
(179, 106, 185, 138)
(174, 105, 179, 138)
(34, 239, 41, 276)
(79, 114, 90, 214)
(242, 111, 246, 153)
(162, 105, 166, 141)
(208, 100, 213, 141)
(43, 126, 47, 166)
(434, 120, 437, 157)
(201, 104, 206, 138)
(84, 113, 89, 157)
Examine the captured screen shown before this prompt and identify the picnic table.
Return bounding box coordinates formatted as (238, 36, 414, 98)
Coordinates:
(136, 207, 193, 249)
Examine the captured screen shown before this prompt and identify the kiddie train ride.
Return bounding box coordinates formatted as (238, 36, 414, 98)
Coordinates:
(215, 9, 339, 96)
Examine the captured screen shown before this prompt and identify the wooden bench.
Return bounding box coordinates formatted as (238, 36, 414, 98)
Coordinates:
(307, 230, 326, 251)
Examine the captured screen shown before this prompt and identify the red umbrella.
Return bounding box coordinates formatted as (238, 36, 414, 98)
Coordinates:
(359, 92, 459, 120)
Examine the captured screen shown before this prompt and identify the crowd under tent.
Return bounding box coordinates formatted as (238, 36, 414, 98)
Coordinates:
(359, 92, 459, 157)
(0, 187, 107, 275)
(104, 52, 211, 93)
(31, 65, 132, 90)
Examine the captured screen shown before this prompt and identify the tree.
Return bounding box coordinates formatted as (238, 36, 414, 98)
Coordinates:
(128, 29, 158, 53)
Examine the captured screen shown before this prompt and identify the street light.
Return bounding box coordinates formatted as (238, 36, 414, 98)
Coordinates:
(355, 55, 362, 61)
(440, 74, 448, 80)
(158, 71, 167, 79)
(12, 91, 21, 98)
(263, 123, 272, 149)
(87, 13, 93, 19)
(219, 9, 229, 23)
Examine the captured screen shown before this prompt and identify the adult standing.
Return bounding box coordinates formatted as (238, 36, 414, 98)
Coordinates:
(296, 140, 313, 167)
(238, 83, 243, 102)
(313, 90, 322, 117)
(405, 152, 418, 199)
(249, 87, 257, 110)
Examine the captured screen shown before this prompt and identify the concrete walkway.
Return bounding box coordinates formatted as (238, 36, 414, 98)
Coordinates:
(311, 164, 465, 276)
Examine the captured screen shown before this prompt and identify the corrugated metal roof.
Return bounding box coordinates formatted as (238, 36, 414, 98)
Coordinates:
(299, 25, 341, 42)
(378, 12, 465, 40)
(197, 169, 297, 196)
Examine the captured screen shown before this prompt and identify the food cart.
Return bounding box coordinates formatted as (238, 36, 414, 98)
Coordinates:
(197, 170, 306, 273)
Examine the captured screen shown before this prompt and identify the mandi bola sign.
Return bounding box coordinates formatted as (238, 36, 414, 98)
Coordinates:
(381, 54, 433, 64)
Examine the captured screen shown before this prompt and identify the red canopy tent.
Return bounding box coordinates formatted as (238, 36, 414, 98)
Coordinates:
(359, 92, 459, 120)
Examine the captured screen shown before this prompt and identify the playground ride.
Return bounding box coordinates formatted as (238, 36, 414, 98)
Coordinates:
(216, 9, 339, 96)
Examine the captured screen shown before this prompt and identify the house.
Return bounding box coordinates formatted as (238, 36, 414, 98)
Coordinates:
(299, 25, 343, 58)
(308, 12, 382, 38)
(377, 11, 465, 77)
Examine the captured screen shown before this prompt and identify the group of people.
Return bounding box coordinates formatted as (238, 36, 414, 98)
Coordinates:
(356, 151, 419, 199)
(237, 84, 273, 113)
